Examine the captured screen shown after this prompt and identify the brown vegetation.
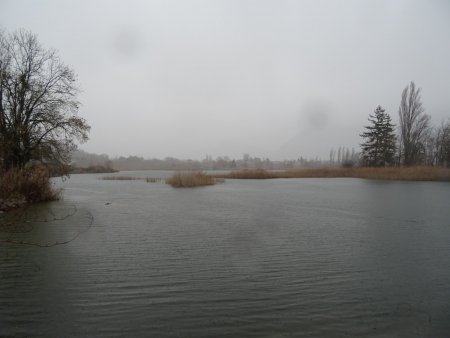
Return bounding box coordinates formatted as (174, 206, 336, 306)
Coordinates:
(166, 171, 219, 187)
(220, 169, 278, 179)
(101, 176, 141, 181)
(0, 168, 60, 211)
(216, 167, 450, 181)
(100, 176, 163, 183)
(146, 177, 163, 183)
(71, 165, 117, 174)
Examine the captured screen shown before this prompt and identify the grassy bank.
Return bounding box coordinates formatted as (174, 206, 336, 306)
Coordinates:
(0, 168, 60, 211)
(215, 167, 450, 181)
(166, 171, 220, 187)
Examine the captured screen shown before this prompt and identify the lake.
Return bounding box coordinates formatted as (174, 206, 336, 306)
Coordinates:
(1, 171, 450, 337)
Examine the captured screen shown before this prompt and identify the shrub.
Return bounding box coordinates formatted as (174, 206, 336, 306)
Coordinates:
(0, 167, 60, 210)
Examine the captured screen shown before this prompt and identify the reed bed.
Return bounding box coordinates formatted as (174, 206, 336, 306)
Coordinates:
(166, 171, 218, 187)
(221, 169, 278, 179)
(100, 167, 450, 188)
(217, 167, 450, 181)
(101, 176, 163, 183)
(146, 177, 163, 183)
(349, 166, 450, 181)
(101, 176, 141, 180)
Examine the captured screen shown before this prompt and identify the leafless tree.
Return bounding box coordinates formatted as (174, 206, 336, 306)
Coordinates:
(434, 120, 450, 167)
(330, 148, 336, 165)
(0, 29, 90, 172)
(398, 81, 431, 166)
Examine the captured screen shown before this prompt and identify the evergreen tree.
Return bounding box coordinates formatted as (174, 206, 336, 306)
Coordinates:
(360, 105, 396, 167)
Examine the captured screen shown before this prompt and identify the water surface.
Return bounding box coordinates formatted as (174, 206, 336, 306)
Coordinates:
(1, 172, 450, 337)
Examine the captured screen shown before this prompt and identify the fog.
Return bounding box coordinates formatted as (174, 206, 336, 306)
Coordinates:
(1, 0, 449, 160)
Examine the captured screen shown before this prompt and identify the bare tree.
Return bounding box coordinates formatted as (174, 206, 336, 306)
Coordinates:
(0, 29, 89, 172)
(398, 81, 430, 166)
(329, 148, 336, 165)
(434, 120, 450, 167)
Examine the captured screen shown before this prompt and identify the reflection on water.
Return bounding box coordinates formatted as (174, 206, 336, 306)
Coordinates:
(1, 172, 450, 337)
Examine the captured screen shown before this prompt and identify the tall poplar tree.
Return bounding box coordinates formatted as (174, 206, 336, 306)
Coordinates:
(398, 82, 430, 166)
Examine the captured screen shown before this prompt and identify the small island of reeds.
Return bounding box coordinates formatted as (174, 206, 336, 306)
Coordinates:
(166, 171, 220, 187)
(100, 176, 163, 182)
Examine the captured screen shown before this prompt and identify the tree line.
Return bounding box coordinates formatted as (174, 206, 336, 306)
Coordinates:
(71, 149, 338, 171)
(360, 81, 450, 167)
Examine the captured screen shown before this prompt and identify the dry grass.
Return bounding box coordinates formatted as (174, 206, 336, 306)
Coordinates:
(166, 171, 218, 187)
(217, 167, 450, 181)
(0, 167, 60, 210)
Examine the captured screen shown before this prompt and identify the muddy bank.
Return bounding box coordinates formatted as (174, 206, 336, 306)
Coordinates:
(0, 197, 27, 212)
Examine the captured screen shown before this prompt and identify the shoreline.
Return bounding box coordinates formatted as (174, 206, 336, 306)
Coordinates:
(2, 166, 448, 211)
(0, 197, 27, 212)
(213, 166, 450, 182)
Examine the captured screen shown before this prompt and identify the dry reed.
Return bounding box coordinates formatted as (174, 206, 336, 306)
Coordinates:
(146, 177, 163, 183)
(101, 176, 142, 180)
(222, 169, 277, 179)
(166, 171, 218, 187)
(100, 176, 162, 183)
(0, 167, 60, 210)
(218, 167, 450, 181)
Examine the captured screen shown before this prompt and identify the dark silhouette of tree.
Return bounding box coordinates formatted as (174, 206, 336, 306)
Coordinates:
(360, 105, 396, 167)
(434, 120, 450, 167)
(329, 148, 336, 164)
(0, 29, 89, 171)
(398, 81, 430, 166)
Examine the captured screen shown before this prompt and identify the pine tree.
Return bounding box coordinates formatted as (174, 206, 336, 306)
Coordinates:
(360, 105, 396, 167)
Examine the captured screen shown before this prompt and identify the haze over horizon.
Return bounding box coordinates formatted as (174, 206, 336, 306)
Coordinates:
(1, 0, 449, 161)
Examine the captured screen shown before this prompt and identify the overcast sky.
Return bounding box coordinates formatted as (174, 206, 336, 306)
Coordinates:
(1, 0, 449, 160)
